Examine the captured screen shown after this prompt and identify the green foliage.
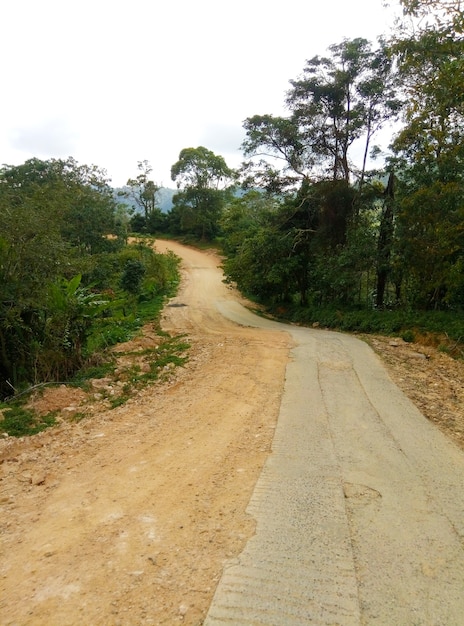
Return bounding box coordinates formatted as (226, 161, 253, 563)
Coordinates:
(0, 216, 180, 401)
(402, 330, 416, 342)
(0, 157, 130, 398)
(171, 147, 233, 189)
(0, 404, 57, 437)
(120, 259, 146, 294)
(274, 304, 464, 347)
(170, 147, 235, 240)
(222, 181, 379, 307)
(121, 160, 161, 220)
(73, 361, 116, 383)
(99, 335, 189, 410)
(241, 39, 399, 190)
(221, 21, 464, 319)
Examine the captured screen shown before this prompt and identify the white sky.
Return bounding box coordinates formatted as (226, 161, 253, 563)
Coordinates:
(1, 0, 401, 188)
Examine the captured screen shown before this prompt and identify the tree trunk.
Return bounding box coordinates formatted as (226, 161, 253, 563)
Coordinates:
(375, 172, 395, 308)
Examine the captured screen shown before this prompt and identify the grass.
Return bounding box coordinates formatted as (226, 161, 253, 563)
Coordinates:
(271, 304, 464, 358)
(0, 404, 57, 437)
(104, 334, 190, 408)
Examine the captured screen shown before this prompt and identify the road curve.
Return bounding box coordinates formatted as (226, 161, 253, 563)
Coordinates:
(156, 241, 464, 625)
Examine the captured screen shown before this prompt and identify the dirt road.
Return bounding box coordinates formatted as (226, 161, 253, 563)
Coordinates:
(0, 241, 290, 625)
(2, 241, 464, 625)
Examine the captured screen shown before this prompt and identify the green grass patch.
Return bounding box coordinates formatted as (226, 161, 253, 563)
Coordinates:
(0, 404, 57, 437)
(99, 334, 190, 409)
(73, 361, 116, 382)
(271, 304, 464, 357)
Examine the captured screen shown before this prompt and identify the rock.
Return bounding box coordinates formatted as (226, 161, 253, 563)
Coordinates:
(409, 351, 429, 360)
(178, 604, 188, 616)
(32, 473, 46, 486)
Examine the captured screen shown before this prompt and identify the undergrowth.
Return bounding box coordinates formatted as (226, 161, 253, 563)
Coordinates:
(0, 404, 57, 437)
(270, 304, 464, 358)
(0, 242, 184, 437)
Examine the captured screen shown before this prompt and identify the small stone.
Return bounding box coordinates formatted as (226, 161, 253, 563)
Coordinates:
(410, 351, 428, 360)
(32, 473, 46, 486)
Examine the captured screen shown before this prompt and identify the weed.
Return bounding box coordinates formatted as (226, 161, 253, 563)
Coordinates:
(73, 361, 116, 382)
(402, 330, 415, 343)
(0, 405, 57, 437)
(109, 395, 130, 409)
(69, 411, 88, 423)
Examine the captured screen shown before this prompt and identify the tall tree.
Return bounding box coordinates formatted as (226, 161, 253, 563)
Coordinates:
(388, 0, 464, 307)
(287, 38, 399, 184)
(375, 172, 396, 308)
(123, 160, 161, 222)
(242, 39, 399, 191)
(170, 147, 234, 240)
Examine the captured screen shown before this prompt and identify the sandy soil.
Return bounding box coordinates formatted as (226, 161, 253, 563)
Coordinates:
(0, 242, 290, 626)
(1, 241, 464, 625)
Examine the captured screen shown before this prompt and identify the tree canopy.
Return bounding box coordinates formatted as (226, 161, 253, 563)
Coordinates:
(170, 146, 235, 240)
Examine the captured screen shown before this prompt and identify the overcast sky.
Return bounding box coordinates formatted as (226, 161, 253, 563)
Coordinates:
(1, 0, 400, 188)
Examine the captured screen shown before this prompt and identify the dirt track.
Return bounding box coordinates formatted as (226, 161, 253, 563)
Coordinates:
(0, 241, 290, 625)
(2, 241, 464, 625)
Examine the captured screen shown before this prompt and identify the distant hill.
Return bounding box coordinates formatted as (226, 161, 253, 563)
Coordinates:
(157, 187, 176, 213)
(113, 186, 177, 214)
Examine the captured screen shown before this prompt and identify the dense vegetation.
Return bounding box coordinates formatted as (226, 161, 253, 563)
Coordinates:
(0, 157, 180, 406)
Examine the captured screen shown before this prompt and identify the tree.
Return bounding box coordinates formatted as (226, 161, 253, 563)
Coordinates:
(387, 0, 464, 308)
(170, 147, 234, 239)
(0, 157, 119, 396)
(0, 157, 119, 254)
(122, 161, 165, 232)
(398, 0, 463, 27)
(241, 39, 399, 194)
(241, 115, 308, 188)
(287, 38, 400, 185)
(375, 172, 396, 308)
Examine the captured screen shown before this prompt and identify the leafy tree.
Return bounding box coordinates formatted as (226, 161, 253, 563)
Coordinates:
(170, 147, 234, 240)
(387, 0, 464, 308)
(241, 115, 308, 190)
(122, 161, 166, 234)
(224, 221, 297, 303)
(220, 191, 280, 255)
(123, 160, 161, 220)
(287, 38, 400, 184)
(398, 0, 463, 27)
(0, 157, 121, 396)
(242, 39, 399, 193)
(0, 157, 120, 254)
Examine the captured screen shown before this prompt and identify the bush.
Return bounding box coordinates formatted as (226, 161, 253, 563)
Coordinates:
(120, 259, 146, 294)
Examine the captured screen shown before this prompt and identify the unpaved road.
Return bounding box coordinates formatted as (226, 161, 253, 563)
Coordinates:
(0, 242, 290, 626)
(2, 241, 464, 625)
